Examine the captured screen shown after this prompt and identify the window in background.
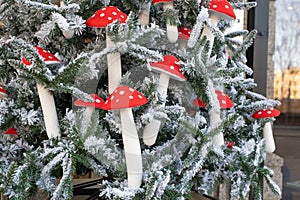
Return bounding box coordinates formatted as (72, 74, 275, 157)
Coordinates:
(273, 0, 300, 126)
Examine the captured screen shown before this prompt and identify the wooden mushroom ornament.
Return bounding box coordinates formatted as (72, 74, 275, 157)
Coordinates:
(152, 0, 178, 43)
(201, 0, 236, 55)
(74, 94, 105, 134)
(86, 6, 128, 94)
(143, 55, 186, 146)
(102, 86, 148, 188)
(252, 108, 280, 153)
(21, 46, 60, 139)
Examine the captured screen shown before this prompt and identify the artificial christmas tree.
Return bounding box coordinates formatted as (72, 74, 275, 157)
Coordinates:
(0, 0, 281, 199)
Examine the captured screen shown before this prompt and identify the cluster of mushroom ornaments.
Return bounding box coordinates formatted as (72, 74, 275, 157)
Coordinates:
(8, 0, 281, 189)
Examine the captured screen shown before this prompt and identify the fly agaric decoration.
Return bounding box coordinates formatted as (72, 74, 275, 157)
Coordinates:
(21, 46, 60, 139)
(86, 6, 128, 94)
(178, 27, 191, 49)
(139, 2, 151, 26)
(102, 86, 148, 188)
(152, 0, 178, 43)
(201, 0, 236, 56)
(74, 94, 105, 134)
(143, 55, 186, 146)
(0, 86, 8, 99)
(193, 90, 233, 147)
(252, 108, 280, 153)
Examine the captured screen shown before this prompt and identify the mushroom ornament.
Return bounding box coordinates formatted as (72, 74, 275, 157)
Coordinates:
(0, 85, 8, 99)
(178, 27, 191, 49)
(74, 94, 105, 134)
(152, 0, 178, 43)
(193, 90, 233, 147)
(139, 2, 151, 26)
(102, 86, 148, 188)
(21, 46, 60, 139)
(252, 108, 280, 153)
(201, 0, 236, 56)
(143, 55, 186, 146)
(86, 6, 128, 94)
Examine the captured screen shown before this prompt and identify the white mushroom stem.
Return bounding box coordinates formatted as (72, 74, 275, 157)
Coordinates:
(263, 122, 276, 153)
(80, 107, 94, 134)
(209, 111, 224, 147)
(106, 32, 122, 94)
(37, 84, 60, 138)
(143, 73, 169, 146)
(139, 2, 151, 26)
(200, 14, 220, 57)
(120, 108, 143, 188)
(62, 29, 74, 39)
(163, 2, 178, 43)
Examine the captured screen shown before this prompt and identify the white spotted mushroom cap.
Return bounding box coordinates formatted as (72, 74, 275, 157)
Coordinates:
(152, 0, 173, 5)
(86, 6, 128, 28)
(35, 46, 60, 64)
(215, 90, 233, 109)
(208, 0, 236, 20)
(252, 108, 280, 119)
(150, 55, 186, 81)
(21, 46, 60, 66)
(102, 86, 148, 110)
(74, 94, 105, 109)
(178, 27, 191, 40)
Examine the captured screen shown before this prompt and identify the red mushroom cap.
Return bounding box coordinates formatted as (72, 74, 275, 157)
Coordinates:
(0, 86, 8, 98)
(252, 108, 280, 119)
(21, 47, 60, 65)
(74, 94, 105, 109)
(193, 90, 233, 109)
(35, 46, 60, 64)
(152, 0, 173, 5)
(215, 90, 233, 109)
(208, 0, 236, 20)
(178, 27, 191, 40)
(86, 6, 128, 28)
(193, 97, 206, 108)
(21, 57, 32, 66)
(5, 128, 18, 135)
(150, 55, 186, 81)
(102, 86, 148, 110)
(226, 141, 235, 149)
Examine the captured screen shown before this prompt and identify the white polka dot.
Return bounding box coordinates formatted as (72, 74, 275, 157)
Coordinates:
(119, 90, 125, 95)
(138, 95, 143, 99)
(108, 17, 112, 20)
(267, 111, 272, 114)
(170, 65, 175, 70)
(271, 108, 274, 110)
(112, 12, 117, 15)
(91, 14, 96, 18)
(258, 111, 262, 115)
(222, 100, 226, 104)
(117, 8, 120, 11)
(129, 95, 134, 99)
(212, 4, 217, 8)
(95, 99, 101, 103)
(188, 31, 191, 34)
(111, 95, 114, 100)
(222, 93, 226, 96)
(184, 27, 188, 30)
(116, 99, 119, 103)
(43, 50, 47, 52)
(120, 15, 125, 18)
(100, 13, 105, 17)
(129, 88, 134, 92)
(105, 101, 108, 104)
(49, 56, 53, 59)
(225, 5, 229, 9)
(102, 8, 106, 11)
(114, 90, 118, 93)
